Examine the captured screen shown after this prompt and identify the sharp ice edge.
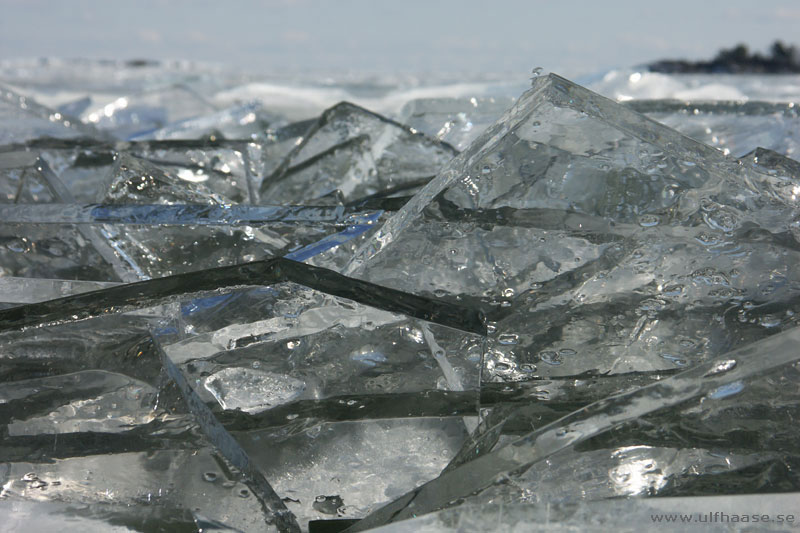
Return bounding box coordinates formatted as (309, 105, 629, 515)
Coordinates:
(165, 302, 402, 365)
(407, 198, 798, 252)
(420, 323, 480, 434)
(443, 369, 681, 472)
(349, 324, 800, 530)
(153, 330, 301, 533)
(259, 100, 458, 204)
(192, 512, 247, 533)
(0, 277, 121, 304)
(0, 203, 381, 225)
(283, 215, 382, 262)
(0, 82, 110, 141)
(342, 73, 800, 274)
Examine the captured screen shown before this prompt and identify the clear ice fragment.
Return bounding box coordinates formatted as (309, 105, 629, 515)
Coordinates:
(398, 96, 516, 150)
(81, 84, 218, 140)
(259, 102, 456, 204)
(346, 73, 800, 381)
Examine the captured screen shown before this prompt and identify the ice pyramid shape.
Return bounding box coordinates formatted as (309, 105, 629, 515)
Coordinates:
(347, 74, 800, 380)
(259, 101, 457, 204)
(0, 151, 59, 203)
(348, 73, 798, 291)
(740, 146, 800, 188)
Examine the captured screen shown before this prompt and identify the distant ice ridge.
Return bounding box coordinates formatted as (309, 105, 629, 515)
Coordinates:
(589, 68, 800, 102)
(0, 58, 529, 123)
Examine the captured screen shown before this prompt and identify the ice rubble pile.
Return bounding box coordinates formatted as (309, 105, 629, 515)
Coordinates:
(1, 60, 799, 532)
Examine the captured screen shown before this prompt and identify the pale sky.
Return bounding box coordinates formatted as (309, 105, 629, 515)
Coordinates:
(1, 0, 798, 77)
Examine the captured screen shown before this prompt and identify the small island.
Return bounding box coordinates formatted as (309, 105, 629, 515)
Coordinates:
(648, 41, 800, 73)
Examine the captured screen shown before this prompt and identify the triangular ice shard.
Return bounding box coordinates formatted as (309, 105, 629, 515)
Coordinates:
(0, 151, 58, 203)
(739, 146, 800, 178)
(348, 73, 789, 289)
(346, 73, 800, 381)
(259, 101, 456, 204)
(0, 85, 101, 145)
(123, 139, 265, 204)
(102, 152, 231, 205)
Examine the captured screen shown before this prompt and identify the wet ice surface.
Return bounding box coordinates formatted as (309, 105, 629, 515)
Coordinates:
(1, 59, 799, 532)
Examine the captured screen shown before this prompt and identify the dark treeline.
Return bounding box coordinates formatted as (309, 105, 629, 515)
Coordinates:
(648, 41, 800, 74)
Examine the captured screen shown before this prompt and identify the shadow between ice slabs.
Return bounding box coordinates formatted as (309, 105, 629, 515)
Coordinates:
(0, 258, 486, 335)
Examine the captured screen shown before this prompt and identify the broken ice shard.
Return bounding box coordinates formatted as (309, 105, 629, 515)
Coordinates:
(0, 447, 270, 531)
(0, 277, 119, 305)
(0, 311, 194, 465)
(159, 281, 482, 415)
(151, 278, 482, 525)
(739, 146, 800, 188)
(0, 284, 301, 530)
(103, 152, 232, 205)
(55, 154, 381, 278)
(0, 155, 136, 282)
(259, 102, 457, 204)
(0, 151, 59, 203)
(237, 417, 469, 526)
(0, 84, 101, 145)
(351, 323, 800, 530)
(107, 141, 266, 205)
(442, 342, 800, 509)
(345, 73, 800, 382)
(4, 59, 800, 532)
(14, 137, 266, 204)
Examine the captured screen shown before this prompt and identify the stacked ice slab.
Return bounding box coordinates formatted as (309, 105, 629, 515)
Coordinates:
(1, 60, 799, 533)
